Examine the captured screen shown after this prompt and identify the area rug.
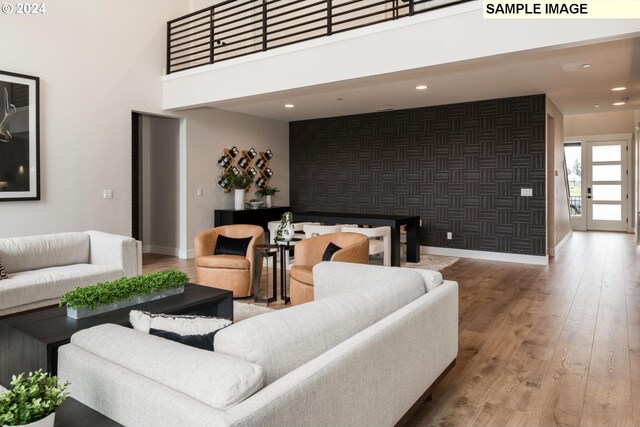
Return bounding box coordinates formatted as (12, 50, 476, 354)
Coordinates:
(234, 301, 274, 322)
(400, 254, 459, 271)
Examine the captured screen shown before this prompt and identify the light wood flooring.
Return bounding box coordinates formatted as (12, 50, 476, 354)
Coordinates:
(143, 231, 640, 426)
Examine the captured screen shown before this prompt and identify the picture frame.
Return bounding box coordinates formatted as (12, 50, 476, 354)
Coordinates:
(0, 70, 40, 201)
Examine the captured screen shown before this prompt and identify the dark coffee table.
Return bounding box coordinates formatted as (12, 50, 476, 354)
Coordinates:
(55, 397, 122, 426)
(0, 283, 233, 386)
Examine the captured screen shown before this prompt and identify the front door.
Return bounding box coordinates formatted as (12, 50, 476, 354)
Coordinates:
(586, 140, 629, 231)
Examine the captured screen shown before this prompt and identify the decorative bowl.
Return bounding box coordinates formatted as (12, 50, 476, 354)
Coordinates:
(247, 201, 264, 209)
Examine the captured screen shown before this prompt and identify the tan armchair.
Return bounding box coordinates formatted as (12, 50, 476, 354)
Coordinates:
(194, 225, 264, 298)
(290, 232, 369, 305)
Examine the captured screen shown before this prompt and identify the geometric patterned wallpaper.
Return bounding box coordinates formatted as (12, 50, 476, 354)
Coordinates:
(289, 94, 546, 256)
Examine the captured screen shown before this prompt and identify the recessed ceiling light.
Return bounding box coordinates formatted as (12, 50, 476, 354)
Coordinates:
(415, 85, 428, 90)
(581, 64, 591, 68)
(611, 87, 627, 91)
(594, 104, 600, 108)
(613, 101, 626, 106)
(284, 104, 294, 108)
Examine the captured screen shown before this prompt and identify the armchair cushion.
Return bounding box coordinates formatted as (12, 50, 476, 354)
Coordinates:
(196, 255, 249, 270)
(214, 235, 252, 257)
(322, 242, 342, 261)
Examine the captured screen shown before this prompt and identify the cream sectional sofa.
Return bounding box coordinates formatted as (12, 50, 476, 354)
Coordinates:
(58, 262, 458, 427)
(0, 231, 142, 316)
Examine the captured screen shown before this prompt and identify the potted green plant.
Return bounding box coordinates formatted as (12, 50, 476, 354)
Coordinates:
(0, 370, 69, 427)
(220, 171, 253, 210)
(255, 186, 280, 208)
(59, 270, 188, 319)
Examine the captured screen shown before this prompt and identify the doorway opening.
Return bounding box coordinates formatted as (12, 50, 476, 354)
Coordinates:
(132, 112, 181, 255)
(564, 134, 632, 233)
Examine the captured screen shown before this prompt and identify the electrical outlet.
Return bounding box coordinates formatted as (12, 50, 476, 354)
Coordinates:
(197, 188, 203, 197)
(447, 232, 452, 240)
(521, 188, 533, 197)
(419, 219, 423, 227)
(103, 190, 113, 199)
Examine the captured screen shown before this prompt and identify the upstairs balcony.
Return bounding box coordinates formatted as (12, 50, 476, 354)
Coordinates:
(166, 0, 472, 74)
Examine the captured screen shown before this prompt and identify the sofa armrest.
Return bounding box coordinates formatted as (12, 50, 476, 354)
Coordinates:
(85, 230, 141, 277)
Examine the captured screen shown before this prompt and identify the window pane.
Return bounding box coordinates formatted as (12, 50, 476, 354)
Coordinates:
(592, 204, 621, 221)
(593, 185, 622, 201)
(592, 145, 621, 162)
(592, 165, 621, 181)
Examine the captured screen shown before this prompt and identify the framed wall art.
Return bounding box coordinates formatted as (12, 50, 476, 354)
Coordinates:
(0, 70, 40, 201)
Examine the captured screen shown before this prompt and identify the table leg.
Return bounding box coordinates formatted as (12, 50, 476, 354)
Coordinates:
(279, 246, 290, 304)
(406, 220, 421, 263)
(391, 226, 401, 267)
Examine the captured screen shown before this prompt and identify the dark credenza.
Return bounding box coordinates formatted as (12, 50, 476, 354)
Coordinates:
(214, 206, 290, 233)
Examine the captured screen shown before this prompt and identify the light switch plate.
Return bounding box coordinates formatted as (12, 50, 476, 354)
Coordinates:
(103, 190, 113, 199)
(521, 188, 533, 197)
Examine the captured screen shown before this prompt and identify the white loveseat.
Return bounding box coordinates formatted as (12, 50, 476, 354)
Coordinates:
(58, 262, 458, 427)
(0, 231, 142, 316)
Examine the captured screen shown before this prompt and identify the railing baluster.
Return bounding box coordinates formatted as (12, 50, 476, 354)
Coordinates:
(327, 0, 332, 36)
(209, 8, 215, 64)
(262, 0, 268, 51)
(166, 22, 171, 74)
(409, 0, 415, 15)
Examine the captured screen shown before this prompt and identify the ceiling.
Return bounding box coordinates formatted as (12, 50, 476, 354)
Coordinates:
(203, 36, 640, 122)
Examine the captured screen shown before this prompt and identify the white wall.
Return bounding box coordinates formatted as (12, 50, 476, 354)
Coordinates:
(546, 98, 571, 256)
(183, 108, 289, 256)
(565, 110, 637, 136)
(0, 0, 189, 238)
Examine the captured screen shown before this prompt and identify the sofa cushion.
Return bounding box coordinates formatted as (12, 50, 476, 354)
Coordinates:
(290, 265, 313, 286)
(71, 324, 264, 410)
(0, 232, 90, 274)
(196, 255, 249, 270)
(0, 264, 123, 311)
(214, 272, 426, 384)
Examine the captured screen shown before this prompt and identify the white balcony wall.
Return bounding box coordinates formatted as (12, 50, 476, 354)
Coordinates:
(164, 2, 640, 110)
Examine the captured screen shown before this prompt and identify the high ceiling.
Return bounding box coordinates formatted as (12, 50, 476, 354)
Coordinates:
(204, 36, 640, 122)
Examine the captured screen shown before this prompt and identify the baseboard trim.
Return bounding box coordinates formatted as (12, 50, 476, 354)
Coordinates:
(146, 245, 179, 257)
(179, 249, 194, 260)
(549, 231, 573, 257)
(422, 246, 549, 266)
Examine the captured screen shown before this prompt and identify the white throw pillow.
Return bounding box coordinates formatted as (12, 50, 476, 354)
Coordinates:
(129, 310, 232, 335)
(0, 257, 7, 280)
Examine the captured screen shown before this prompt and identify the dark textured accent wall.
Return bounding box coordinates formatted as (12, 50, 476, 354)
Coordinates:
(289, 94, 547, 256)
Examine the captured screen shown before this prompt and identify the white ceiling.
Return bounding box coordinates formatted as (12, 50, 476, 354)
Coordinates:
(202, 36, 640, 122)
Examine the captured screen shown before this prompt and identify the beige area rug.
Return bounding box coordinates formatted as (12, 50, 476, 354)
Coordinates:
(234, 301, 274, 322)
(400, 254, 459, 271)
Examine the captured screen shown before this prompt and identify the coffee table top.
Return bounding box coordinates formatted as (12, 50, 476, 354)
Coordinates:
(0, 283, 232, 346)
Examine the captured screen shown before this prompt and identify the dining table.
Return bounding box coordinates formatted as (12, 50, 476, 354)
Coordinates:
(293, 211, 421, 267)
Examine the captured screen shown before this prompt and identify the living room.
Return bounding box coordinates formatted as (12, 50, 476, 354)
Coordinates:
(1, 1, 640, 426)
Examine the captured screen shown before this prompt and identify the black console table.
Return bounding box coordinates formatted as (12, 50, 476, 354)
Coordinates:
(293, 211, 420, 267)
(214, 206, 290, 236)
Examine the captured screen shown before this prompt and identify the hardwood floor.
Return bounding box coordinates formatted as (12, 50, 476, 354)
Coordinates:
(143, 231, 640, 426)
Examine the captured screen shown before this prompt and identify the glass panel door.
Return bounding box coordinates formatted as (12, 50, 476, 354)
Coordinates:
(586, 140, 628, 232)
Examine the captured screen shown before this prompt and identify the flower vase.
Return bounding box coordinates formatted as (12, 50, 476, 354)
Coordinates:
(234, 189, 245, 210)
(281, 224, 295, 241)
(265, 195, 272, 208)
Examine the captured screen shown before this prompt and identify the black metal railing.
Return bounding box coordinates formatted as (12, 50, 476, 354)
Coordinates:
(166, 0, 474, 74)
(569, 196, 582, 215)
